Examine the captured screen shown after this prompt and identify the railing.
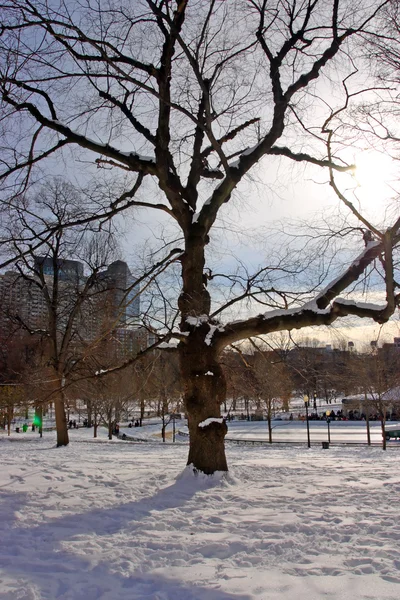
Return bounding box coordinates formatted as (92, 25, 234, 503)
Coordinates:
(114, 429, 399, 448)
(225, 437, 396, 448)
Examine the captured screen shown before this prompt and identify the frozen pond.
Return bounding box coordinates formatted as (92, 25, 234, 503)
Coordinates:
(225, 420, 393, 444)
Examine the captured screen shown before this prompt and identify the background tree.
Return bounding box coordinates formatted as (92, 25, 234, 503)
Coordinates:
(251, 345, 293, 442)
(346, 346, 400, 449)
(1, 1, 399, 473)
(222, 351, 244, 415)
(0, 181, 121, 445)
(131, 349, 182, 439)
(0, 384, 24, 435)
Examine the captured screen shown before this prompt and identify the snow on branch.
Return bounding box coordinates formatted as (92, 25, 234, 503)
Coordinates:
(216, 296, 392, 349)
(267, 146, 353, 172)
(1, 90, 157, 176)
(198, 418, 224, 428)
(315, 240, 382, 309)
(214, 235, 398, 349)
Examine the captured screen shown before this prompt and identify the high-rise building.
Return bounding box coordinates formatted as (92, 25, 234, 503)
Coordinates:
(0, 258, 141, 344)
(99, 260, 140, 325)
(0, 270, 48, 334)
(34, 256, 84, 283)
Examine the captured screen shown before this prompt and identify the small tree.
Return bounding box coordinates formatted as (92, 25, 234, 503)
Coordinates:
(359, 349, 399, 450)
(0, 181, 121, 446)
(344, 343, 400, 448)
(250, 342, 293, 442)
(0, 384, 24, 435)
(137, 350, 182, 440)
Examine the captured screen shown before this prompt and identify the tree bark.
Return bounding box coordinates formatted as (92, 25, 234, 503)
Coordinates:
(178, 229, 229, 474)
(180, 336, 228, 474)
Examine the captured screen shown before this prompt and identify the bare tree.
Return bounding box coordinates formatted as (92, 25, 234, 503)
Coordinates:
(0, 1, 399, 473)
(346, 345, 400, 449)
(148, 351, 182, 441)
(0, 383, 24, 435)
(0, 181, 122, 445)
(251, 344, 293, 442)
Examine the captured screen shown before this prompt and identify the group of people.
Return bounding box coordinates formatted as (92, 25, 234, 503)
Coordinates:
(297, 409, 344, 421)
(68, 420, 77, 429)
(14, 422, 36, 433)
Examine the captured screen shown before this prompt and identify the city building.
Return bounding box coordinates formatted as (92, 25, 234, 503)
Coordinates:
(0, 258, 143, 352)
(98, 260, 140, 326)
(34, 256, 84, 283)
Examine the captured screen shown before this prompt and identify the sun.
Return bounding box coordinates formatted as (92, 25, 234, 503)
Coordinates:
(353, 150, 398, 212)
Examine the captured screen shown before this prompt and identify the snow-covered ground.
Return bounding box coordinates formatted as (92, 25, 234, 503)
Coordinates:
(1, 427, 400, 600)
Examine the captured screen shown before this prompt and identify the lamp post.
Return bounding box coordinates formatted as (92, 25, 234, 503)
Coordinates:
(326, 410, 331, 443)
(313, 391, 317, 412)
(304, 395, 311, 448)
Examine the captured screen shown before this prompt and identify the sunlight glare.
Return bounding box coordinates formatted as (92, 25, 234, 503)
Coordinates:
(354, 150, 397, 211)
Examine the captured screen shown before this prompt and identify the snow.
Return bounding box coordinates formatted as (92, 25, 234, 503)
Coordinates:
(95, 368, 108, 375)
(383, 386, 400, 401)
(184, 317, 225, 345)
(315, 240, 382, 306)
(205, 371, 214, 376)
(352, 240, 381, 265)
(227, 291, 386, 330)
(51, 121, 156, 164)
(205, 323, 225, 346)
(234, 301, 331, 326)
(229, 141, 264, 168)
(198, 417, 224, 428)
(186, 315, 209, 327)
(1, 426, 400, 600)
(334, 298, 387, 311)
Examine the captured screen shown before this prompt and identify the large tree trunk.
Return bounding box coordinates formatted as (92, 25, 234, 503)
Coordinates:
(180, 337, 228, 474)
(178, 232, 228, 474)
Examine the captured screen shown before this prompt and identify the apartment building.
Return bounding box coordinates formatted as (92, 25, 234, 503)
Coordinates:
(0, 258, 141, 348)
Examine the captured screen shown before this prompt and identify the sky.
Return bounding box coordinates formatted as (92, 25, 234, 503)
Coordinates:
(115, 150, 400, 349)
(2, 1, 399, 349)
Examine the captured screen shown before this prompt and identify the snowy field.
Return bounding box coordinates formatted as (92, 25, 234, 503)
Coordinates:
(1, 427, 400, 600)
